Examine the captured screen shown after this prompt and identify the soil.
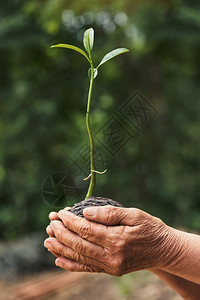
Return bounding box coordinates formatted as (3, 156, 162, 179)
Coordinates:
(69, 196, 122, 218)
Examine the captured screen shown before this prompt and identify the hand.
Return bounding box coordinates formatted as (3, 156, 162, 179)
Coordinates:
(46, 207, 71, 237)
(45, 207, 71, 258)
(44, 205, 172, 276)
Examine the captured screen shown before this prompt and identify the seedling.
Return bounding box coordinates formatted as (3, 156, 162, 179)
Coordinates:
(51, 28, 129, 200)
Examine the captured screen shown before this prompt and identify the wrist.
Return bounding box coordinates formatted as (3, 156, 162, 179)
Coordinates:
(159, 225, 188, 272)
(145, 217, 177, 270)
(157, 224, 184, 270)
(161, 227, 200, 284)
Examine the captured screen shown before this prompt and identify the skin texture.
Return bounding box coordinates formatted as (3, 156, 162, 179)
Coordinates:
(151, 270, 200, 300)
(44, 205, 200, 298)
(45, 207, 170, 275)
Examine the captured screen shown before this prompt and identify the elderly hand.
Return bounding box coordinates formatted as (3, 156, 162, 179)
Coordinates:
(44, 205, 173, 276)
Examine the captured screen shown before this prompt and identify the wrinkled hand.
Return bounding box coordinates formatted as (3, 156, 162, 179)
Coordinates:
(44, 205, 172, 276)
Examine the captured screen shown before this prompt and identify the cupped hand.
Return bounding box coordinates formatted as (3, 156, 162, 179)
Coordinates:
(46, 207, 71, 237)
(44, 205, 173, 276)
(45, 207, 71, 258)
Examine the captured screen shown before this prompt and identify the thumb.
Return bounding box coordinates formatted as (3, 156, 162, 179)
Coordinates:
(83, 205, 133, 226)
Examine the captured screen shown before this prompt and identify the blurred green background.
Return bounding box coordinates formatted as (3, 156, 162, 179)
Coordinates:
(0, 0, 200, 241)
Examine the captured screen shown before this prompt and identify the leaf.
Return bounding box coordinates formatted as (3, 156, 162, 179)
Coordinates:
(97, 48, 129, 69)
(50, 44, 90, 62)
(94, 68, 98, 79)
(88, 68, 98, 80)
(83, 28, 94, 54)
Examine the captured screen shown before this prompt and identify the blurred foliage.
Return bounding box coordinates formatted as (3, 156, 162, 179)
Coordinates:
(0, 0, 200, 240)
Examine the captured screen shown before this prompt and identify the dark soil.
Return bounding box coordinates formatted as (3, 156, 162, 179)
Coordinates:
(69, 196, 122, 218)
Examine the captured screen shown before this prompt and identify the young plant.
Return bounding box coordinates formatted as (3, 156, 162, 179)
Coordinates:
(51, 28, 129, 200)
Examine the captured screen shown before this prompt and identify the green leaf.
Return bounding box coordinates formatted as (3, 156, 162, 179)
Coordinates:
(83, 28, 94, 54)
(97, 48, 129, 69)
(50, 44, 90, 63)
(88, 68, 98, 80)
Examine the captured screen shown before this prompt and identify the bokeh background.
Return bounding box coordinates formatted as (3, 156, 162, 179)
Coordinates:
(0, 0, 199, 299)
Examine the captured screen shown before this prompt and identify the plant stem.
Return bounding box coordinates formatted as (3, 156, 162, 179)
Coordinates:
(85, 62, 96, 199)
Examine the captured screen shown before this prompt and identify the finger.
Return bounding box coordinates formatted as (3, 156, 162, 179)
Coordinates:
(51, 250, 60, 257)
(49, 208, 71, 221)
(44, 237, 107, 270)
(83, 205, 143, 226)
(49, 212, 59, 221)
(45, 239, 60, 257)
(83, 205, 126, 225)
(57, 209, 108, 246)
(46, 225, 54, 237)
(55, 256, 104, 273)
(50, 220, 105, 260)
(47, 248, 60, 258)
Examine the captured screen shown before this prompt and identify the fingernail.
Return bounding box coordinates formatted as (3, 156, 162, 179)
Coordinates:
(83, 207, 97, 217)
(55, 259, 62, 267)
(44, 240, 51, 248)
